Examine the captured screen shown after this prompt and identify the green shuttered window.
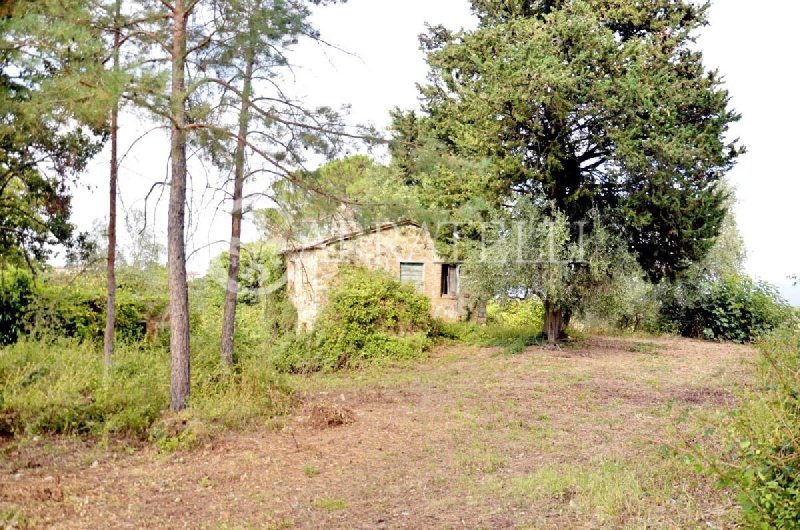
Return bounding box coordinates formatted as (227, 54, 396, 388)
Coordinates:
(400, 262, 424, 291)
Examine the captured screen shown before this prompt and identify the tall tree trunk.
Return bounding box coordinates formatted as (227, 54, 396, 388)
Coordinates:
(168, 0, 191, 411)
(220, 49, 254, 368)
(103, 0, 121, 371)
(543, 299, 567, 344)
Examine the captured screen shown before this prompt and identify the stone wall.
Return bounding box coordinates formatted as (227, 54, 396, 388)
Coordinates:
(285, 224, 472, 329)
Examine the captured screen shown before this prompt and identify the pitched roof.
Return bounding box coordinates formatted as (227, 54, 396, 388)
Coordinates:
(282, 219, 421, 254)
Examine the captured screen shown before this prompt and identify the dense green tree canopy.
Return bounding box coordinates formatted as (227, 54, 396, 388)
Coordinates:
(394, 0, 743, 282)
(256, 155, 418, 245)
(0, 0, 109, 265)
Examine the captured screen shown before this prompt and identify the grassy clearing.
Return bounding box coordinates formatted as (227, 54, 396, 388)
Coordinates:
(432, 336, 749, 528)
(0, 335, 753, 528)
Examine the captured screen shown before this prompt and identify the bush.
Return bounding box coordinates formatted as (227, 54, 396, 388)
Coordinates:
(660, 275, 792, 343)
(30, 268, 169, 344)
(0, 266, 170, 346)
(0, 267, 35, 345)
(273, 266, 434, 372)
(722, 329, 800, 528)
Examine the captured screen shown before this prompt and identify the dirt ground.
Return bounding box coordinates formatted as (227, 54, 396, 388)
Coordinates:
(1, 336, 755, 529)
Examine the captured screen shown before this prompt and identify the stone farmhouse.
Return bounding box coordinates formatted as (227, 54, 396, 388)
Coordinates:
(283, 220, 481, 329)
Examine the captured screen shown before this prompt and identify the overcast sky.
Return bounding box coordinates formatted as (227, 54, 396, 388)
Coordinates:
(72, 0, 800, 304)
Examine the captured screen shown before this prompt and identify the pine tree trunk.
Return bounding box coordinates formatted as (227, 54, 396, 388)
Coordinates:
(103, 0, 121, 372)
(168, 1, 191, 411)
(220, 48, 255, 368)
(543, 299, 567, 344)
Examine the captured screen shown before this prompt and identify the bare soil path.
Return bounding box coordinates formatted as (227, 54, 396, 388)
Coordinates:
(1, 336, 754, 529)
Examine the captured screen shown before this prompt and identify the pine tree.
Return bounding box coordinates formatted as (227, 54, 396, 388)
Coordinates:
(135, 0, 354, 402)
(194, 0, 362, 368)
(210, 0, 339, 368)
(103, 0, 123, 370)
(0, 0, 109, 266)
(165, 0, 192, 411)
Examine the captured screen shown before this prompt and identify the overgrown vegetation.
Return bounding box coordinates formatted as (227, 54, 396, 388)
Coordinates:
(0, 265, 169, 346)
(659, 275, 793, 343)
(719, 329, 800, 528)
(273, 266, 435, 373)
(0, 267, 35, 345)
(0, 263, 294, 440)
(0, 339, 168, 437)
(438, 299, 544, 354)
(576, 268, 793, 344)
(0, 335, 292, 441)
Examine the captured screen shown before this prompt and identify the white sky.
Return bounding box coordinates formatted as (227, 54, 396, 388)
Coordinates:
(72, 0, 800, 304)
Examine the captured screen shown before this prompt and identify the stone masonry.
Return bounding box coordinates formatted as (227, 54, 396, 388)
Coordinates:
(284, 221, 477, 329)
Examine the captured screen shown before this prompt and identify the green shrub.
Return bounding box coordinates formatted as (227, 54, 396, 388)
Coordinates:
(0, 267, 35, 345)
(0, 267, 170, 346)
(722, 329, 800, 528)
(273, 266, 434, 372)
(30, 270, 169, 344)
(660, 275, 793, 343)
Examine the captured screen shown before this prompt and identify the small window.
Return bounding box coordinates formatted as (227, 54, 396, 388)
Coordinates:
(400, 262, 424, 291)
(441, 264, 459, 296)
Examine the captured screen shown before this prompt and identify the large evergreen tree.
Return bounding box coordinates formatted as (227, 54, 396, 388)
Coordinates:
(394, 0, 743, 340)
